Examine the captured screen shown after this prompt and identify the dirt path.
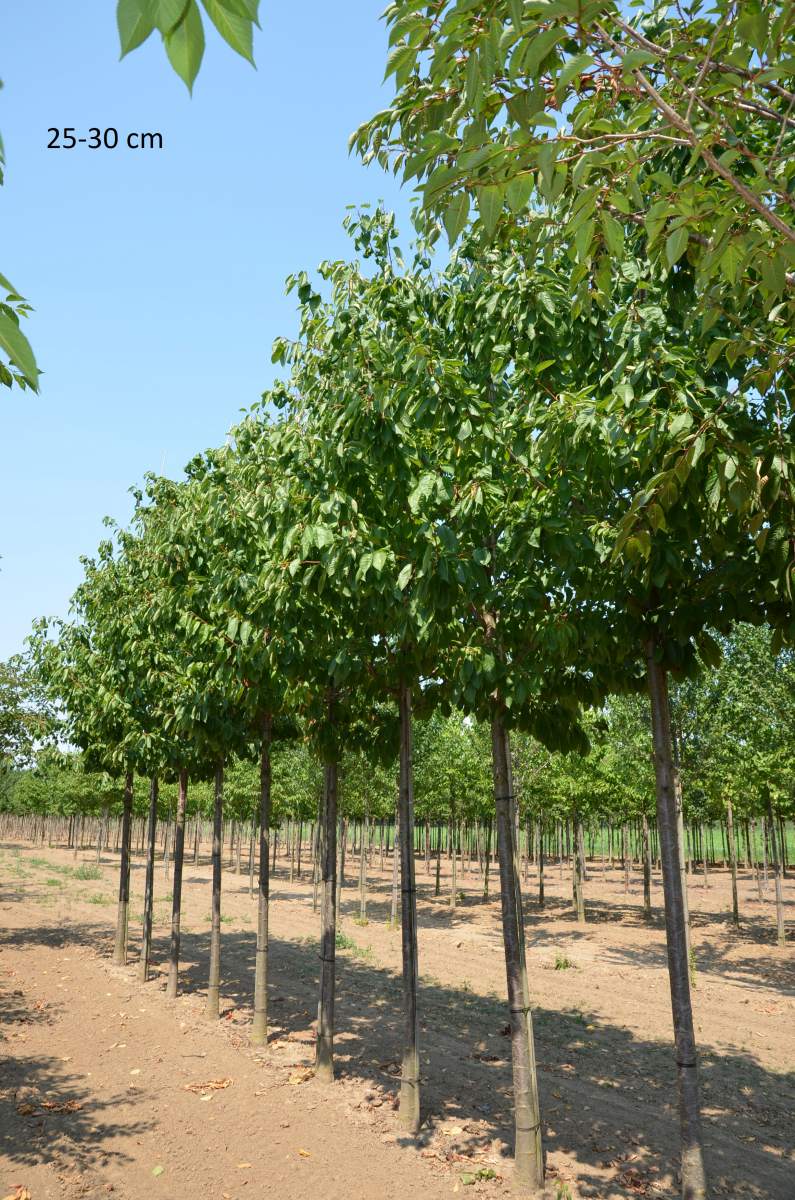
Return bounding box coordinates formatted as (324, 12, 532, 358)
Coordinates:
(1, 842, 793, 1199)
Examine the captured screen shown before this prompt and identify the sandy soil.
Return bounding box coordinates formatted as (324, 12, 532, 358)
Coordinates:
(1, 838, 792, 1200)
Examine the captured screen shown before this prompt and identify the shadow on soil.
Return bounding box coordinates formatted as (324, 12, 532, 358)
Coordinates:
(2, 859, 793, 1200)
(0, 978, 152, 1173)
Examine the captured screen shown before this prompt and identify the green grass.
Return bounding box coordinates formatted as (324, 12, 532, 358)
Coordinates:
(73, 863, 102, 881)
(554, 952, 575, 971)
(87, 892, 110, 905)
(45, 878, 62, 887)
(335, 930, 375, 962)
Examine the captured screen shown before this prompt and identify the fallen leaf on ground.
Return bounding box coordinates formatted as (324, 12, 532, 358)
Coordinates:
(152, 1165, 164, 1177)
(237, 1162, 252, 1169)
(183, 1078, 232, 1094)
(288, 1068, 314, 1085)
(298, 1149, 311, 1158)
(3, 1188, 31, 1200)
(41, 1099, 83, 1113)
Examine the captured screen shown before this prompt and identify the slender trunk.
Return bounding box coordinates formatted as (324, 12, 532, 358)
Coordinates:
(700, 823, 709, 889)
(491, 715, 543, 1190)
(726, 799, 739, 928)
(534, 818, 543, 910)
(390, 802, 400, 925)
(252, 717, 272, 1046)
(572, 810, 585, 924)
(623, 823, 630, 893)
(140, 776, 158, 983)
(768, 801, 786, 948)
(674, 769, 693, 972)
(193, 814, 201, 864)
(435, 829, 442, 897)
(752, 818, 764, 901)
(166, 769, 188, 999)
(449, 815, 457, 910)
(397, 682, 420, 1133)
(206, 763, 224, 1020)
(316, 753, 338, 1082)
(483, 819, 492, 900)
(642, 812, 652, 920)
(113, 772, 133, 966)
(359, 811, 369, 922)
(646, 641, 707, 1200)
(248, 820, 255, 899)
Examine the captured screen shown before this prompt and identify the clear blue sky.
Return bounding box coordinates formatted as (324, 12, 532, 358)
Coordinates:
(0, 2, 413, 660)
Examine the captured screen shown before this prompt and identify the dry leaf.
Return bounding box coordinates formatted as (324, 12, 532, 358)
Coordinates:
(183, 1077, 232, 1094)
(237, 1162, 252, 1169)
(3, 1187, 31, 1200)
(288, 1068, 314, 1085)
(41, 1099, 83, 1113)
(298, 1149, 311, 1158)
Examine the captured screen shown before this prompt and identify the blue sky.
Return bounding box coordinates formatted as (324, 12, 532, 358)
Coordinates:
(0, 2, 413, 660)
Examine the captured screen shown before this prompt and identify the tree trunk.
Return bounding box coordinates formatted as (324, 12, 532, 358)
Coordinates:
(646, 640, 707, 1200)
(572, 810, 585, 924)
(140, 776, 158, 983)
(768, 801, 786, 947)
(726, 799, 739, 928)
(537, 818, 545, 909)
(316, 756, 338, 1082)
(642, 812, 652, 920)
(491, 713, 544, 1193)
(167, 769, 188, 999)
(206, 763, 224, 1020)
(397, 681, 420, 1133)
(359, 810, 369, 922)
(113, 772, 133, 966)
(390, 802, 400, 925)
(252, 717, 272, 1046)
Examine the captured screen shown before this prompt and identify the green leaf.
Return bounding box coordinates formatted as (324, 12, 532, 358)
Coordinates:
(506, 175, 532, 213)
(600, 210, 624, 258)
(522, 27, 561, 77)
(0, 310, 39, 389)
(555, 53, 594, 100)
(164, 0, 205, 91)
(200, 0, 255, 63)
(476, 184, 502, 235)
(443, 192, 470, 246)
(117, 0, 156, 56)
(665, 226, 689, 267)
(473, 547, 490, 566)
(397, 562, 413, 590)
(153, 0, 189, 33)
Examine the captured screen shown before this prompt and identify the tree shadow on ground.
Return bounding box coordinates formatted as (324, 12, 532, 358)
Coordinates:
(3, 910, 792, 1200)
(0, 982, 153, 1173)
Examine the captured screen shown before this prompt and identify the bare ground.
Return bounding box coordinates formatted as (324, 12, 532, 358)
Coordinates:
(1, 839, 793, 1200)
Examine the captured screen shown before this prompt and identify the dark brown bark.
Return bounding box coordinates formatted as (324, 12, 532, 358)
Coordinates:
(315, 754, 338, 1081)
(646, 640, 707, 1200)
(572, 810, 585, 924)
(397, 681, 420, 1133)
(642, 812, 652, 920)
(205, 763, 224, 1020)
(113, 772, 133, 966)
(726, 799, 739, 927)
(140, 775, 158, 983)
(768, 801, 786, 947)
(167, 769, 188, 999)
(252, 717, 272, 1046)
(491, 714, 543, 1193)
